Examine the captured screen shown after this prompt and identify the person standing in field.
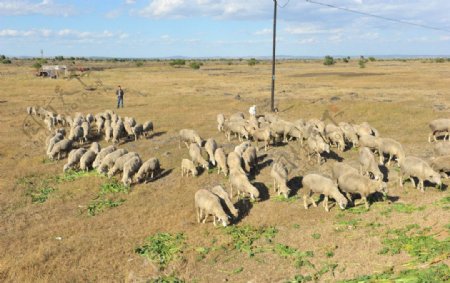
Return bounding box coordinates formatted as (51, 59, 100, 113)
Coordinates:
(116, 85, 124, 108)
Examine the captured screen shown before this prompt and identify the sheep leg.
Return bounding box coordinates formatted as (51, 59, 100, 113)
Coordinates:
(323, 196, 329, 212)
(409, 177, 416, 188)
(213, 216, 217, 227)
(419, 179, 424, 192)
(303, 194, 309, 209)
(379, 153, 384, 165)
(363, 197, 369, 209)
(181, 167, 184, 177)
(345, 193, 353, 204)
(196, 207, 201, 223)
(387, 155, 393, 166)
(310, 196, 317, 207)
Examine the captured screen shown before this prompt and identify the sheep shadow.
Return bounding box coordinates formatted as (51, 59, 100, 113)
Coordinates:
(145, 168, 173, 183)
(253, 182, 270, 202)
(256, 153, 268, 163)
(232, 198, 253, 224)
(287, 176, 303, 197)
(379, 165, 389, 182)
(323, 150, 343, 162)
(146, 131, 166, 139)
(257, 158, 273, 172)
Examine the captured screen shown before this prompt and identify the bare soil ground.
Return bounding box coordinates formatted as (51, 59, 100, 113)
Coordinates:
(0, 60, 449, 282)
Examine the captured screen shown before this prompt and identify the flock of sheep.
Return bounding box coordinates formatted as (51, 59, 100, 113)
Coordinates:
(27, 106, 160, 186)
(188, 113, 450, 227)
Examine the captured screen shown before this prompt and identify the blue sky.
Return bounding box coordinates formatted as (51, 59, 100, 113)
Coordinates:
(1, 0, 450, 58)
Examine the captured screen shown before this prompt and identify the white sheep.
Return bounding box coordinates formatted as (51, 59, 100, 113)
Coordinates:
(354, 122, 379, 137)
(399, 156, 441, 192)
(132, 124, 144, 141)
(247, 126, 272, 151)
(305, 134, 330, 165)
(79, 150, 97, 171)
(242, 146, 257, 173)
(359, 147, 383, 180)
(122, 156, 142, 186)
(338, 172, 387, 209)
(189, 143, 209, 169)
(81, 121, 90, 143)
(234, 141, 251, 157)
(302, 173, 348, 212)
(112, 120, 125, 144)
(204, 138, 217, 166)
(227, 151, 245, 175)
(195, 189, 230, 227)
(48, 139, 73, 160)
(358, 134, 381, 153)
(428, 118, 450, 142)
(270, 162, 290, 198)
(89, 142, 101, 154)
(433, 141, 450, 156)
(430, 155, 450, 178)
(46, 133, 64, 155)
(331, 162, 359, 182)
(338, 122, 359, 148)
(134, 158, 161, 183)
(68, 126, 84, 144)
(214, 148, 228, 176)
(92, 145, 116, 169)
(378, 138, 405, 167)
(325, 124, 346, 152)
(97, 148, 128, 174)
(209, 185, 239, 218)
(104, 122, 113, 142)
(181, 158, 198, 177)
(179, 129, 203, 148)
(217, 114, 225, 132)
(223, 120, 248, 141)
(108, 152, 140, 178)
(229, 171, 260, 201)
(63, 148, 87, 172)
(143, 120, 154, 137)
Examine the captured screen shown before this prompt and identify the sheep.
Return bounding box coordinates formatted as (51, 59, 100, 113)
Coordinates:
(430, 155, 450, 178)
(209, 185, 239, 218)
(46, 133, 64, 155)
(308, 119, 325, 135)
(338, 172, 387, 209)
(358, 134, 381, 152)
(217, 113, 225, 132)
(242, 146, 257, 173)
(92, 145, 116, 169)
(63, 148, 87, 172)
(264, 112, 279, 123)
(44, 117, 54, 131)
(143, 120, 154, 137)
(97, 148, 128, 174)
(247, 126, 272, 151)
(229, 171, 260, 201)
(428, 118, 450, 142)
(305, 134, 330, 165)
(124, 116, 136, 127)
(204, 138, 217, 166)
(214, 148, 228, 176)
(122, 156, 142, 186)
(68, 126, 84, 144)
(270, 162, 290, 198)
(124, 121, 134, 139)
(195, 189, 230, 227)
(89, 142, 101, 154)
(223, 120, 248, 141)
(179, 129, 202, 148)
(234, 141, 251, 157)
(104, 122, 113, 142)
(325, 124, 346, 152)
(229, 112, 245, 121)
(132, 124, 144, 141)
(227, 151, 245, 175)
(354, 122, 379, 137)
(331, 162, 359, 182)
(359, 147, 383, 180)
(378, 138, 405, 167)
(56, 114, 66, 126)
(181, 158, 198, 177)
(26, 106, 33, 115)
(189, 143, 209, 169)
(302, 173, 348, 212)
(399, 156, 442, 192)
(112, 120, 125, 144)
(338, 122, 359, 148)
(81, 121, 90, 143)
(79, 150, 97, 171)
(107, 152, 140, 178)
(134, 158, 161, 183)
(434, 142, 450, 156)
(48, 139, 73, 160)
(86, 113, 94, 124)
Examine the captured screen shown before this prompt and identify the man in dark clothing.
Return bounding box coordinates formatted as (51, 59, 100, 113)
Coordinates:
(116, 85, 124, 108)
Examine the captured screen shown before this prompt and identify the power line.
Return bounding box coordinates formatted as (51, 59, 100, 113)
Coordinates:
(305, 0, 450, 33)
(277, 0, 290, 8)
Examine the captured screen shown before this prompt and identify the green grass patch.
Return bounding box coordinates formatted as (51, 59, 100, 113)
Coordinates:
(223, 225, 278, 257)
(28, 186, 56, 203)
(379, 224, 450, 263)
(54, 170, 98, 183)
(434, 195, 450, 210)
(273, 244, 315, 269)
(337, 218, 361, 230)
(149, 275, 185, 283)
(272, 195, 300, 203)
(99, 180, 130, 195)
(135, 233, 186, 269)
(311, 233, 321, 240)
(18, 174, 56, 204)
(380, 203, 426, 216)
(339, 263, 450, 282)
(286, 274, 313, 283)
(87, 199, 125, 216)
(345, 205, 368, 214)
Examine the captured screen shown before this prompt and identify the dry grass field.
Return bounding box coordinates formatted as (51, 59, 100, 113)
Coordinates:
(0, 59, 449, 282)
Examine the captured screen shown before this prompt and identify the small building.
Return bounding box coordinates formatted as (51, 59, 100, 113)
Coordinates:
(38, 65, 68, 78)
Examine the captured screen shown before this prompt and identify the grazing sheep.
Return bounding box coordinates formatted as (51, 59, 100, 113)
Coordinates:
(92, 145, 116, 169)
(79, 150, 97, 171)
(378, 138, 405, 166)
(132, 124, 144, 141)
(179, 129, 203, 148)
(355, 122, 379, 137)
(125, 117, 136, 127)
(26, 106, 32, 115)
(229, 171, 260, 201)
(107, 152, 140, 178)
(223, 120, 248, 141)
(247, 126, 272, 151)
(428, 118, 450, 142)
(264, 112, 279, 123)
(63, 148, 87, 172)
(338, 122, 359, 148)
(89, 142, 101, 154)
(214, 148, 228, 176)
(430, 155, 450, 178)
(112, 120, 125, 144)
(124, 121, 134, 139)
(234, 141, 251, 157)
(122, 156, 142, 186)
(181, 158, 198, 177)
(104, 122, 113, 142)
(205, 138, 217, 166)
(229, 112, 245, 121)
(86, 113, 94, 124)
(305, 134, 330, 165)
(399, 156, 441, 192)
(358, 134, 381, 153)
(325, 124, 346, 152)
(308, 119, 326, 136)
(81, 121, 90, 143)
(189, 143, 209, 169)
(338, 173, 387, 209)
(270, 162, 290, 198)
(134, 158, 161, 183)
(242, 146, 257, 173)
(227, 151, 245, 175)
(195, 189, 230, 227)
(46, 133, 64, 155)
(69, 126, 84, 144)
(48, 139, 73, 160)
(359, 147, 383, 180)
(331, 162, 359, 182)
(143, 120, 154, 137)
(433, 142, 450, 156)
(302, 173, 348, 212)
(209, 185, 239, 218)
(217, 114, 225, 132)
(97, 149, 128, 174)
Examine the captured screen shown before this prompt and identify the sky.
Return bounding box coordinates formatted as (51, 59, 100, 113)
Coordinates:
(1, 0, 450, 58)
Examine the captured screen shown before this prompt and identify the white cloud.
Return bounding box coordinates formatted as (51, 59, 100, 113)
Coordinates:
(285, 24, 342, 35)
(105, 9, 121, 19)
(0, 0, 76, 16)
(254, 28, 272, 36)
(125, 0, 136, 4)
(440, 35, 450, 41)
(298, 38, 317, 44)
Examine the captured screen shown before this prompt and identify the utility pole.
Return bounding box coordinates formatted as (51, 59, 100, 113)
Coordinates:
(270, 0, 277, 112)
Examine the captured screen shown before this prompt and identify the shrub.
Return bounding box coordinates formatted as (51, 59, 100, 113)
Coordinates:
(32, 62, 42, 70)
(189, 61, 203, 69)
(2, 59, 12, 64)
(368, 56, 376, 62)
(169, 59, 186, 67)
(323, 55, 336, 66)
(247, 58, 259, 66)
(136, 61, 144, 67)
(135, 233, 186, 269)
(358, 59, 366, 68)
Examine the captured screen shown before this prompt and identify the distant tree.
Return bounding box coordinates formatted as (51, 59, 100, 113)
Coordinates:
(55, 56, 64, 61)
(247, 58, 259, 66)
(32, 62, 42, 69)
(358, 58, 366, 68)
(0, 55, 6, 60)
(2, 59, 12, 64)
(323, 55, 336, 66)
(342, 57, 350, 63)
(169, 59, 186, 67)
(368, 56, 376, 62)
(136, 61, 144, 67)
(189, 61, 203, 69)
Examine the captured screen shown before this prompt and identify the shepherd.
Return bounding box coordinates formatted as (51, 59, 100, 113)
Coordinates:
(116, 85, 124, 108)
